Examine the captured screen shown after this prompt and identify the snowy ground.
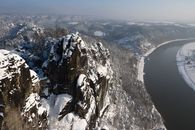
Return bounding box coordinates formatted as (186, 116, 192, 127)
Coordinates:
(94, 31, 105, 37)
(137, 38, 195, 82)
(176, 42, 195, 91)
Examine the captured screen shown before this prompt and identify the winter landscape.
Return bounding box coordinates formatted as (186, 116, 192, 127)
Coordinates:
(1, 0, 195, 130)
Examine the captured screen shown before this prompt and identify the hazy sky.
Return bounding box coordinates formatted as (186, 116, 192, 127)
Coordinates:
(0, 0, 195, 22)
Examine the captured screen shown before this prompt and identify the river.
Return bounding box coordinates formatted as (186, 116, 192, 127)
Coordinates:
(144, 40, 195, 130)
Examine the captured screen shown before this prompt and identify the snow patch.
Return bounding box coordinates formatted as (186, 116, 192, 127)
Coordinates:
(94, 31, 105, 37)
(77, 74, 86, 87)
(30, 70, 39, 86)
(0, 112, 4, 117)
(97, 65, 107, 77)
(54, 94, 72, 115)
(68, 22, 79, 25)
(176, 42, 195, 91)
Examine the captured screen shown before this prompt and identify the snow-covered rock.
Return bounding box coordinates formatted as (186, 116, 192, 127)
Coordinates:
(0, 49, 42, 128)
(0, 49, 25, 80)
(22, 33, 113, 129)
(0, 26, 167, 130)
(30, 70, 40, 87)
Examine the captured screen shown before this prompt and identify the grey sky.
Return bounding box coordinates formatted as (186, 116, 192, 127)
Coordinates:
(0, 0, 195, 22)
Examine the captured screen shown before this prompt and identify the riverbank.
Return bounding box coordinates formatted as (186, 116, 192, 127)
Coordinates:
(144, 40, 195, 130)
(176, 42, 195, 91)
(137, 38, 195, 82)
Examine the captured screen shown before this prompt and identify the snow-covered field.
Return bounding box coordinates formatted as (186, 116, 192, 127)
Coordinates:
(94, 31, 105, 37)
(176, 42, 195, 91)
(137, 38, 195, 82)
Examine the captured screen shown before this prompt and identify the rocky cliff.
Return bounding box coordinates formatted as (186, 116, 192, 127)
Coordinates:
(0, 49, 40, 129)
(0, 32, 166, 130)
